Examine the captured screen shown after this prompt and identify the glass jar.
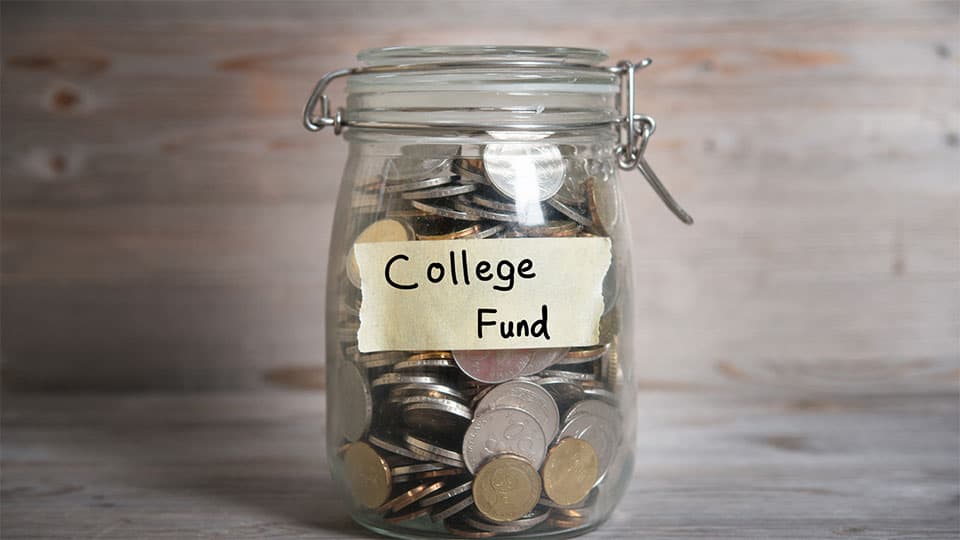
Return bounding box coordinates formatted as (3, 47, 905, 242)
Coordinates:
(303, 46, 692, 539)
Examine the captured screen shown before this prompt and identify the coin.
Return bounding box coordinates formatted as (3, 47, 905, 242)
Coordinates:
(431, 494, 475, 522)
(547, 198, 593, 227)
(371, 373, 442, 388)
(391, 462, 448, 476)
(419, 479, 473, 507)
(541, 368, 596, 382)
(410, 200, 482, 221)
(338, 362, 372, 441)
(377, 481, 445, 514)
(474, 380, 560, 442)
(384, 144, 458, 182)
(389, 382, 467, 402)
(482, 143, 565, 202)
(472, 454, 542, 523)
(464, 507, 550, 533)
(559, 344, 608, 364)
(402, 183, 477, 200)
(452, 350, 531, 384)
(384, 176, 454, 193)
(514, 219, 580, 238)
(462, 407, 547, 473)
(559, 407, 618, 480)
(517, 348, 568, 377)
(541, 438, 599, 506)
(418, 224, 481, 241)
(394, 357, 458, 371)
(587, 176, 619, 236)
(346, 219, 414, 288)
(401, 398, 473, 433)
(368, 434, 424, 462)
(392, 467, 466, 484)
(452, 200, 516, 222)
(342, 441, 391, 509)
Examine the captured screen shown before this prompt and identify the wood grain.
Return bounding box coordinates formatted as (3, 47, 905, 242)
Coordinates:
(1, 388, 957, 538)
(2, 0, 959, 391)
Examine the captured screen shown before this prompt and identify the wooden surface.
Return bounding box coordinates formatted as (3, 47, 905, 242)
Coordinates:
(2, 388, 958, 539)
(2, 0, 958, 392)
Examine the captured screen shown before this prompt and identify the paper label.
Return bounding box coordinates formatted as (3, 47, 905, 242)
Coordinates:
(355, 237, 612, 352)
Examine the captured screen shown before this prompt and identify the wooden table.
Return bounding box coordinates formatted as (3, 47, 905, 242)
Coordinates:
(3, 388, 957, 539)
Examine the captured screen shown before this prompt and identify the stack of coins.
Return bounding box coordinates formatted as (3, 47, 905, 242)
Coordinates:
(335, 142, 627, 537)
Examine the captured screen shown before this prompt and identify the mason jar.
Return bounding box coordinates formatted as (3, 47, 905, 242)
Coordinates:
(303, 45, 692, 539)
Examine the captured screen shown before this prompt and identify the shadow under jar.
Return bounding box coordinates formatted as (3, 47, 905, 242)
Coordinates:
(303, 46, 692, 540)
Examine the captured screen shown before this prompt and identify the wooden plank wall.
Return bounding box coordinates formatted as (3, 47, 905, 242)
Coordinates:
(2, 0, 958, 394)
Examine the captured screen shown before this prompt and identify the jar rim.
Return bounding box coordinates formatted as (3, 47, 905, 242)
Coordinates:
(357, 45, 609, 67)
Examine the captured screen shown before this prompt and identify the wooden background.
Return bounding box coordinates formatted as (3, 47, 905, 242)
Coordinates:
(2, 0, 958, 395)
(2, 2, 959, 539)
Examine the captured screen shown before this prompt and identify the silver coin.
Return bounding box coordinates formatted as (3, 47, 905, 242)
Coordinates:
(469, 193, 517, 213)
(384, 144, 459, 182)
(518, 348, 568, 377)
(471, 223, 505, 239)
(368, 434, 424, 462)
(452, 200, 516, 222)
(537, 377, 586, 408)
(384, 175, 453, 193)
(404, 441, 466, 468)
(389, 382, 467, 402)
(401, 399, 473, 433)
(482, 143, 565, 202)
(553, 162, 590, 206)
(394, 358, 458, 371)
(547, 198, 594, 227)
(338, 362, 371, 442)
(453, 350, 531, 384)
(419, 479, 473, 507)
(474, 380, 560, 442)
(565, 399, 619, 426)
(582, 386, 619, 406)
(461, 407, 547, 473)
(541, 369, 596, 382)
(410, 200, 482, 221)
(464, 507, 550, 533)
(431, 494, 475, 522)
(372, 373, 442, 388)
(402, 183, 477, 200)
(404, 434, 465, 463)
(392, 462, 448, 476)
(354, 351, 405, 370)
(559, 408, 619, 479)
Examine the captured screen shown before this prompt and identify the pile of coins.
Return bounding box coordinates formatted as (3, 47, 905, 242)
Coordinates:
(334, 142, 627, 537)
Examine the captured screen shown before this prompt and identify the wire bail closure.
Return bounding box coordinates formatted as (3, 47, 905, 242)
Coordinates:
(303, 58, 693, 225)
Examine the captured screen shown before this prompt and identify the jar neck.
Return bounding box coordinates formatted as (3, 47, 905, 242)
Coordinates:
(343, 47, 621, 133)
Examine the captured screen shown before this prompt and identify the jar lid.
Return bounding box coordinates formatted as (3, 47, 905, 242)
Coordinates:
(302, 46, 694, 225)
(357, 45, 609, 66)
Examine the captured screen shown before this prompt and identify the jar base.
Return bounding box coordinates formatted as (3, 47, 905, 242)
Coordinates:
(352, 513, 606, 540)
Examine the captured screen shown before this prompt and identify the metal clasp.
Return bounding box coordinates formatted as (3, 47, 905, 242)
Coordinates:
(613, 60, 693, 225)
(303, 67, 354, 133)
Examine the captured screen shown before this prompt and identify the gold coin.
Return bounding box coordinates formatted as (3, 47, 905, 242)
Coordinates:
(542, 438, 599, 506)
(472, 454, 541, 523)
(346, 219, 413, 288)
(342, 441, 392, 509)
(587, 176, 620, 236)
